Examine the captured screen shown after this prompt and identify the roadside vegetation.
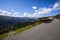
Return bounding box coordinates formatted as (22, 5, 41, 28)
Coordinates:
(0, 19, 42, 40)
(54, 14, 60, 19)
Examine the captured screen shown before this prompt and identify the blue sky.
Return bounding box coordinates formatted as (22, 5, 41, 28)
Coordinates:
(0, 0, 60, 18)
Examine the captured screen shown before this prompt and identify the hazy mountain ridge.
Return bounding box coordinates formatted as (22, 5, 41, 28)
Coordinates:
(0, 15, 41, 34)
(0, 15, 35, 28)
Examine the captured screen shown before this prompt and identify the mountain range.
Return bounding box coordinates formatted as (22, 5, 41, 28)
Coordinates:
(0, 15, 35, 28)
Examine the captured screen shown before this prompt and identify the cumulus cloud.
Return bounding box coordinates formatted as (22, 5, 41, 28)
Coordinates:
(0, 2, 60, 18)
(53, 2, 60, 10)
(24, 2, 60, 18)
(0, 10, 22, 17)
(35, 10, 38, 12)
(32, 6, 37, 10)
(24, 12, 32, 17)
(11, 12, 19, 17)
(23, 7, 53, 18)
(31, 8, 52, 18)
(0, 10, 12, 16)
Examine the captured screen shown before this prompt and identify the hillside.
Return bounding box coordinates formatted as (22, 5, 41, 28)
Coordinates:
(0, 15, 36, 34)
(0, 15, 42, 40)
(54, 14, 60, 19)
(0, 15, 35, 27)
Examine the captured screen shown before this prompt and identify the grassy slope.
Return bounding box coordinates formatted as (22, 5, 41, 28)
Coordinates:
(0, 21, 42, 40)
(0, 33, 8, 40)
(54, 14, 60, 19)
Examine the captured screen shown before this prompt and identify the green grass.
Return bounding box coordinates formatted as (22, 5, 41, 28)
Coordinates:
(15, 21, 42, 34)
(0, 33, 8, 40)
(0, 21, 42, 40)
(0, 25, 33, 40)
(16, 25, 32, 33)
(0, 25, 36, 40)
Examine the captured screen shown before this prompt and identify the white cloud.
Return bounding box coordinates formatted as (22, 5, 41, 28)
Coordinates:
(35, 10, 38, 12)
(0, 10, 12, 16)
(23, 7, 53, 18)
(25, 2, 60, 18)
(38, 7, 52, 14)
(0, 2, 60, 18)
(11, 12, 19, 17)
(32, 13, 39, 17)
(0, 10, 8, 13)
(24, 12, 32, 17)
(32, 6, 37, 10)
(53, 2, 60, 10)
(0, 10, 22, 17)
(31, 8, 52, 18)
